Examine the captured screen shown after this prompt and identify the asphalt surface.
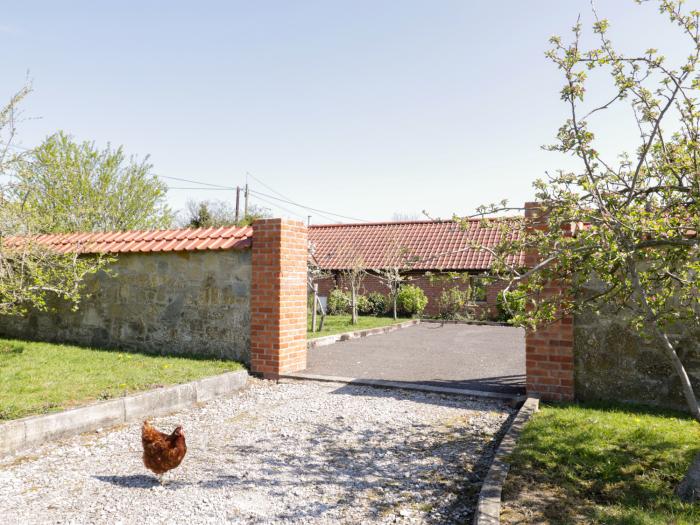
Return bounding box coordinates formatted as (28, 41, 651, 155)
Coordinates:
(304, 323, 525, 395)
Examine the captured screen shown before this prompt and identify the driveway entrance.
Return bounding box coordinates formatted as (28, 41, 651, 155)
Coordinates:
(300, 322, 525, 396)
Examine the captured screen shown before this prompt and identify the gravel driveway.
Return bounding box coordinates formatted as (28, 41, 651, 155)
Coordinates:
(0, 379, 512, 524)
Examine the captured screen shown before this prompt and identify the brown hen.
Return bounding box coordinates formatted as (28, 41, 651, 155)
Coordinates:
(141, 420, 187, 483)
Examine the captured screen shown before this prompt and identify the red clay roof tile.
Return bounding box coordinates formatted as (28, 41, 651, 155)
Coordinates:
(4, 225, 252, 255)
(308, 219, 524, 271)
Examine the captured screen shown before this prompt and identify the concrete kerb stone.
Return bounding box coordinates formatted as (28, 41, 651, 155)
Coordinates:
(122, 383, 198, 421)
(473, 396, 540, 525)
(196, 370, 248, 402)
(308, 319, 420, 349)
(0, 370, 248, 457)
(24, 398, 125, 448)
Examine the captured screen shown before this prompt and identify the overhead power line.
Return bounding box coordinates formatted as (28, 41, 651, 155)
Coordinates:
(246, 172, 341, 224)
(251, 193, 307, 221)
(158, 172, 366, 223)
(156, 174, 235, 190)
(248, 189, 368, 223)
(167, 186, 235, 190)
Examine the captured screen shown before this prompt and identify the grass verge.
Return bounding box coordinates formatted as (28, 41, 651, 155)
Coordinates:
(308, 314, 406, 339)
(500, 402, 700, 525)
(0, 338, 243, 421)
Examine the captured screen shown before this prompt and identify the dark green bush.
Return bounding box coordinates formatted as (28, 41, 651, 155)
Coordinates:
(496, 289, 526, 322)
(327, 288, 351, 315)
(366, 292, 389, 316)
(396, 284, 428, 317)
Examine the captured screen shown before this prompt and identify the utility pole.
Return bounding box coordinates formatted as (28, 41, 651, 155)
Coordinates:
(307, 215, 311, 226)
(244, 183, 249, 219)
(235, 186, 241, 223)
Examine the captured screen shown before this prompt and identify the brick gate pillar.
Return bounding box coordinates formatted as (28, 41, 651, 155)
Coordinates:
(524, 202, 575, 401)
(250, 218, 307, 378)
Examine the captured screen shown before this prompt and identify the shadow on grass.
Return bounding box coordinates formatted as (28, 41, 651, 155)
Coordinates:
(502, 401, 700, 525)
(0, 335, 245, 364)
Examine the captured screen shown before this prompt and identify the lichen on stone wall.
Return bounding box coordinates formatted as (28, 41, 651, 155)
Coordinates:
(574, 308, 700, 411)
(0, 249, 252, 363)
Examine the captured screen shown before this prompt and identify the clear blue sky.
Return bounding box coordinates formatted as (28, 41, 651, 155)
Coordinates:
(1, 1, 693, 223)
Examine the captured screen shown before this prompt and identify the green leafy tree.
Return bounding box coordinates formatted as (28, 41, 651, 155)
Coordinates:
(10, 131, 172, 233)
(471, 1, 700, 426)
(0, 87, 110, 315)
(179, 199, 270, 228)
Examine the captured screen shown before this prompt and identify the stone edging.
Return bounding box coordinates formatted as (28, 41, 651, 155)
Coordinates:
(473, 396, 540, 525)
(307, 319, 420, 348)
(0, 369, 248, 457)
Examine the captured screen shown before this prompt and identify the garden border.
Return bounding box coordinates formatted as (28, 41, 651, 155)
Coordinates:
(307, 319, 420, 349)
(473, 396, 540, 525)
(0, 369, 248, 457)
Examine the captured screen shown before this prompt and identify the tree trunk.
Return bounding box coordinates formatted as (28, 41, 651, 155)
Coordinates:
(677, 451, 700, 503)
(630, 264, 700, 422)
(393, 294, 397, 320)
(351, 286, 358, 325)
(655, 329, 700, 423)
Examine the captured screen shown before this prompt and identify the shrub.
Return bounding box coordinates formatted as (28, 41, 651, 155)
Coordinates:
(396, 284, 428, 317)
(366, 292, 389, 316)
(327, 288, 351, 315)
(438, 287, 471, 320)
(355, 294, 372, 315)
(496, 290, 526, 322)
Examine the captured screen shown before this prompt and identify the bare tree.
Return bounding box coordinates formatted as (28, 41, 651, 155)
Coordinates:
(307, 242, 331, 332)
(374, 238, 418, 320)
(341, 256, 367, 325)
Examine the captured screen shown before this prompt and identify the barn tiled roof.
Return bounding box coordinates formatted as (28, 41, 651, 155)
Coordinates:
(4, 225, 253, 254)
(308, 219, 524, 271)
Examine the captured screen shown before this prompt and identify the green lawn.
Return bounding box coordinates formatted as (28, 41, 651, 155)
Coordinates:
(501, 402, 700, 525)
(308, 314, 406, 339)
(0, 338, 243, 421)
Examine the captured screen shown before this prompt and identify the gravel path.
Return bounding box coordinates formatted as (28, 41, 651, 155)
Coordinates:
(0, 379, 512, 524)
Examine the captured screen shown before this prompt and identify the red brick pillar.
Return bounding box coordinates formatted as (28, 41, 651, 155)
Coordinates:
(524, 202, 574, 401)
(250, 218, 307, 378)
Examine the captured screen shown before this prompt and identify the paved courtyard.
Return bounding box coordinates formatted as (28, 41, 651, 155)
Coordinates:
(305, 323, 526, 395)
(0, 379, 511, 524)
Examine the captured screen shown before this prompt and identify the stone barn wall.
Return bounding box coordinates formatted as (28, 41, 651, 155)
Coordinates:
(0, 249, 252, 362)
(574, 307, 700, 411)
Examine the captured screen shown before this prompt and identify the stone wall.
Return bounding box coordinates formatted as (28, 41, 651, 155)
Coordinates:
(574, 308, 700, 411)
(0, 249, 252, 362)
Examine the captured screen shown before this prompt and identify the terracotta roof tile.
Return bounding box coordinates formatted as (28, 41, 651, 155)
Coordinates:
(4, 225, 252, 255)
(309, 219, 524, 271)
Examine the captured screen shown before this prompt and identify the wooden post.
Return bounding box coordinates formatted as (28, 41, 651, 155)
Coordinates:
(235, 186, 240, 223)
(311, 283, 318, 332)
(316, 292, 326, 331)
(244, 183, 249, 218)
